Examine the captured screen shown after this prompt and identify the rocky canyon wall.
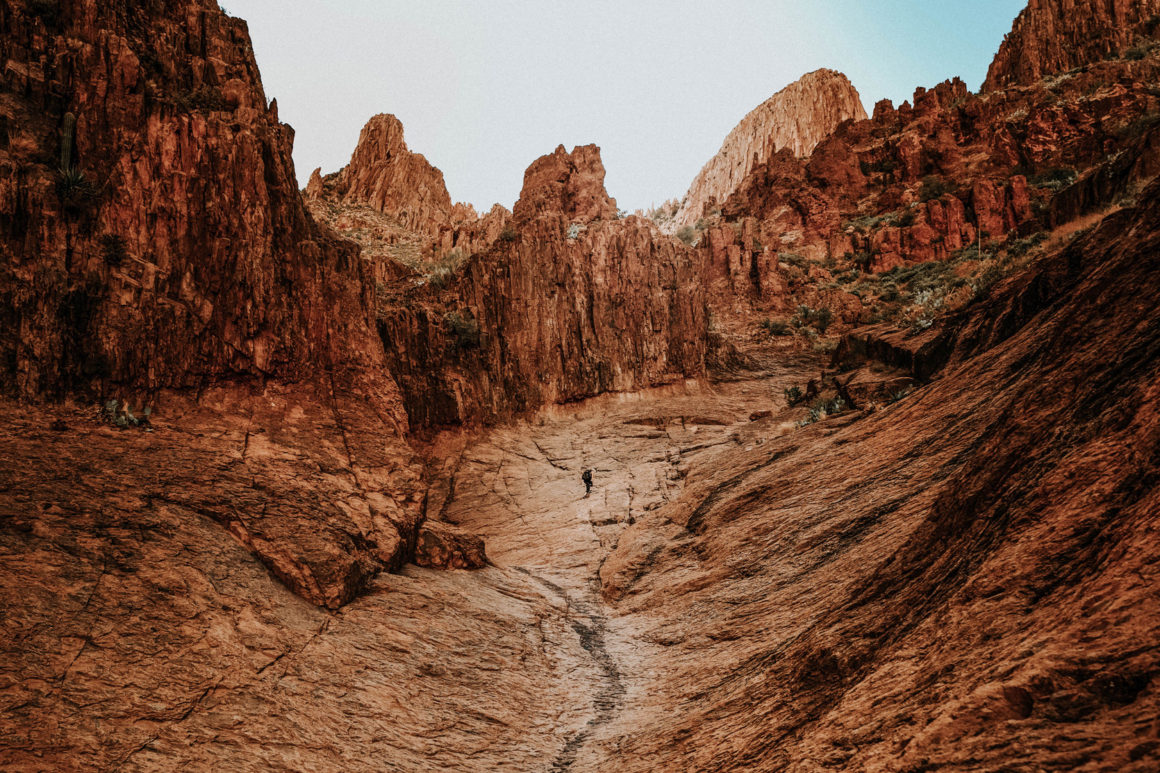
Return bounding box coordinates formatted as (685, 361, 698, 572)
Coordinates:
(0, 0, 426, 609)
(375, 144, 708, 428)
(0, 0, 389, 399)
(984, 0, 1160, 91)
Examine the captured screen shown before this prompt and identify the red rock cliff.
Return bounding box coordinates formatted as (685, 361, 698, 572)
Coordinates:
(984, 0, 1160, 91)
(674, 69, 867, 226)
(332, 113, 456, 237)
(0, 0, 425, 609)
(0, 0, 386, 398)
(376, 144, 707, 426)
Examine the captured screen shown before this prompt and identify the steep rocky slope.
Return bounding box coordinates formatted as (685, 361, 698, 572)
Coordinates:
(681, 46, 1160, 351)
(985, 0, 1160, 91)
(673, 69, 867, 227)
(594, 178, 1160, 772)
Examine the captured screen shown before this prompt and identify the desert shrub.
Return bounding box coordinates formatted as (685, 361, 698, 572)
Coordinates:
(175, 85, 227, 113)
(57, 166, 100, 213)
(911, 317, 935, 332)
(1125, 45, 1150, 61)
(797, 396, 847, 427)
(784, 386, 803, 406)
(792, 305, 833, 334)
(646, 199, 681, 223)
(918, 175, 952, 202)
(426, 249, 469, 289)
(972, 263, 1005, 297)
(445, 311, 480, 349)
(676, 225, 698, 246)
(566, 223, 583, 240)
(497, 226, 518, 243)
(102, 399, 152, 429)
(1029, 167, 1078, 191)
(778, 252, 808, 268)
(1005, 232, 1047, 259)
(761, 318, 792, 337)
(887, 389, 912, 405)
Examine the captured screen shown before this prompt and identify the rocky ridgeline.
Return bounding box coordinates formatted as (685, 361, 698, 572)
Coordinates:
(985, 0, 1160, 91)
(686, 57, 1160, 326)
(375, 144, 707, 427)
(673, 69, 868, 227)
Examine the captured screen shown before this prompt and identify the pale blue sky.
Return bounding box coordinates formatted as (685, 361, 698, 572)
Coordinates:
(227, 0, 1027, 213)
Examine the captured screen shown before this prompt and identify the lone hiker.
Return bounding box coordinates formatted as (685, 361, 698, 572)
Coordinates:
(582, 469, 593, 497)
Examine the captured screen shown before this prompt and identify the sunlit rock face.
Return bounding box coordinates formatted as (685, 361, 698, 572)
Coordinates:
(673, 68, 868, 227)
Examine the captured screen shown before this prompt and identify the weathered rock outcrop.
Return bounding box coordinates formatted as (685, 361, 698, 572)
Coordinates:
(984, 0, 1160, 92)
(674, 69, 867, 226)
(330, 113, 457, 237)
(0, 0, 425, 608)
(686, 53, 1160, 336)
(0, 0, 387, 398)
(377, 144, 707, 427)
(512, 143, 618, 222)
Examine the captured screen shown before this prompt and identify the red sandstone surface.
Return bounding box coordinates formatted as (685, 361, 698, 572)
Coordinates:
(2, 0, 1159, 771)
(985, 0, 1160, 91)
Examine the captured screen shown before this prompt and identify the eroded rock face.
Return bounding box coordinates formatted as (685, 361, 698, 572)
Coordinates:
(0, 0, 426, 608)
(984, 0, 1160, 92)
(674, 69, 867, 226)
(0, 0, 385, 398)
(377, 144, 707, 427)
(688, 54, 1160, 333)
(512, 143, 618, 222)
(332, 113, 457, 237)
(414, 521, 488, 570)
(597, 180, 1160, 771)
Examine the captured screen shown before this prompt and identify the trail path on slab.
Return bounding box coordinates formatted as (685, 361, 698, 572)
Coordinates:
(430, 372, 801, 770)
